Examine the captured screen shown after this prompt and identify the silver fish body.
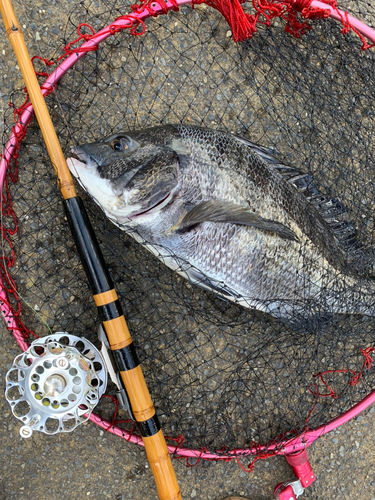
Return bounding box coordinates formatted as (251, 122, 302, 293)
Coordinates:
(67, 125, 375, 321)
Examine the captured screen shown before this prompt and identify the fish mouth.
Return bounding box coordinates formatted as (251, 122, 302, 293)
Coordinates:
(70, 146, 98, 169)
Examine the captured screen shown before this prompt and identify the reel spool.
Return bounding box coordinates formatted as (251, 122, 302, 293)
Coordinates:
(5, 333, 107, 438)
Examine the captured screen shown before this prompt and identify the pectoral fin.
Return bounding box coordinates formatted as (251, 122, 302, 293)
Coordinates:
(176, 200, 298, 241)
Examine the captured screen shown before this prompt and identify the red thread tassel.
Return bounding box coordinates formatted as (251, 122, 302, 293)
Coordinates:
(193, 0, 257, 41)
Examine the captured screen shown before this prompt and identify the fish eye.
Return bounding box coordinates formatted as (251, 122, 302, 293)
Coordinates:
(110, 136, 132, 152)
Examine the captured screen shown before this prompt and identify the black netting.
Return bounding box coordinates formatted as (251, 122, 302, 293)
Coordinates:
(2, 0, 375, 455)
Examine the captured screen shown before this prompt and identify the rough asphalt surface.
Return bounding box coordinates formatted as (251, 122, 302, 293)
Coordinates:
(1, 1, 375, 499)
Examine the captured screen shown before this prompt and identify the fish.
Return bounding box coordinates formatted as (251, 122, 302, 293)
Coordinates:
(66, 124, 375, 322)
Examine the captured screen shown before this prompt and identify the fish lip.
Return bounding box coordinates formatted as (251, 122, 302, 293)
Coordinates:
(71, 146, 89, 163)
(70, 146, 99, 170)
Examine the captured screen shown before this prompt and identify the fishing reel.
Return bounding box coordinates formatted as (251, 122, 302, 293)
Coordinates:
(5, 333, 108, 438)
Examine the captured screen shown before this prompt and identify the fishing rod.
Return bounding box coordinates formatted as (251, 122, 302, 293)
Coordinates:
(0, 1, 181, 498)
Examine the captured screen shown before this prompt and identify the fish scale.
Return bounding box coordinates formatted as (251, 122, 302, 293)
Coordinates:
(67, 124, 375, 321)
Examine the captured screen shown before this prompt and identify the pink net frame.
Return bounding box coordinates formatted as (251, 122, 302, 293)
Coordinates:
(1, 0, 375, 464)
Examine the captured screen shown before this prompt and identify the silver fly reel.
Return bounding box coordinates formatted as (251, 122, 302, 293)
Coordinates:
(5, 333, 107, 438)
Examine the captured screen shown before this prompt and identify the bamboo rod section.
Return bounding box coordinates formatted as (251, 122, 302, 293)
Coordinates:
(0, 0, 76, 199)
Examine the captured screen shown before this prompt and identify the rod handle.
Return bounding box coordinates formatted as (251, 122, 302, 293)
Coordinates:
(144, 430, 182, 500)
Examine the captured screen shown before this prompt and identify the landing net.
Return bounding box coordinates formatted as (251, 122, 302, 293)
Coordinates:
(1, 0, 375, 463)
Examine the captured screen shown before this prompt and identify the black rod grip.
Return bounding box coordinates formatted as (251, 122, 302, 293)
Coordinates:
(64, 196, 114, 295)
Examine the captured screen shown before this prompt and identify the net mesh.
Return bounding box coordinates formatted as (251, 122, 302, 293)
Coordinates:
(1, 0, 375, 458)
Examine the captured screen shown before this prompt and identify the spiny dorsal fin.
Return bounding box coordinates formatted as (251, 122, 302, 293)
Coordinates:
(234, 133, 370, 271)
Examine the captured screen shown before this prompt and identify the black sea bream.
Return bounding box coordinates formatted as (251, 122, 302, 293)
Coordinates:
(67, 125, 375, 321)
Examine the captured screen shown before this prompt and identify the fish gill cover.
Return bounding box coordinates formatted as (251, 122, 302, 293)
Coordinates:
(1, 0, 375, 460)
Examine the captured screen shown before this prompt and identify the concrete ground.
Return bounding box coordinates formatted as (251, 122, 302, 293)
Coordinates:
(1, 1, 375, 499)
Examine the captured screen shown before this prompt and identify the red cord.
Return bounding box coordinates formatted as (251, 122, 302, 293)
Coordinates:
(305, 346, 374, 427)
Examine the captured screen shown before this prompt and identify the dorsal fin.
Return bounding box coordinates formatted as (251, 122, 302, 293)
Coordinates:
(234, 134, 373, 275)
